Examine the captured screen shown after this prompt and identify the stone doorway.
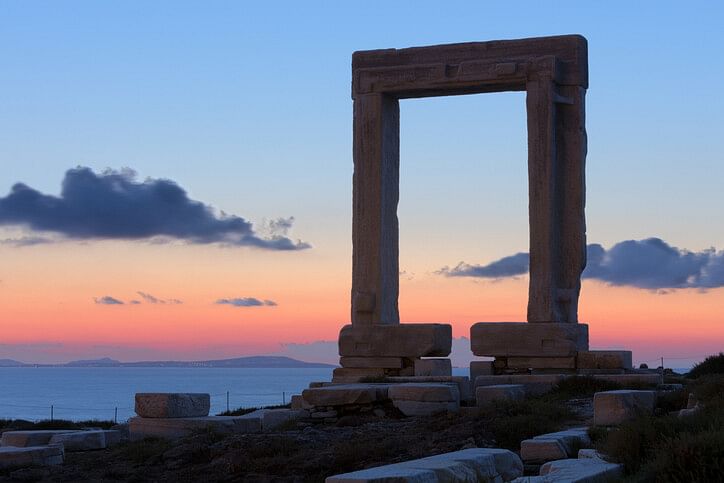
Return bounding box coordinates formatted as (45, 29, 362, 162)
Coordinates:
(337, 35, 591, 382)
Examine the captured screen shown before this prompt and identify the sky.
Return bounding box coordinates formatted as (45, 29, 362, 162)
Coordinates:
(1, 1, 723, 367)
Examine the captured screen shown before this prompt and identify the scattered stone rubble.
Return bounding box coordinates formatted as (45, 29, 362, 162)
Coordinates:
(0, 428, 121, 469)
(325, 448, 524, 483)
(129, 393, 305, 440)
(520, 428, 591, 464)
(592, 390, 656, 426)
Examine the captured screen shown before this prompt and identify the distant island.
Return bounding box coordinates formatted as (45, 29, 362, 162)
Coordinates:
(0, 355, 336, 369)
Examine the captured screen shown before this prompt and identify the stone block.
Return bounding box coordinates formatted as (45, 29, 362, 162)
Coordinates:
(538, 458, 622, 482)
(1, 430, 79, 448)
(593, 390, 656, 426)
(0, 445, 64, 469)
(589, 373, 660, 386)
(338, 323, 452, 358)
(134, 393, 210, 418)
(470, 360, 494, 379)
(476, 384, 526, 406)
(506, 356, 576, 370)
(340, 356, 405, 368)
(311, 410, 338, 419)
(657, 383, 684, 392)
(521, 428, 591, 462)
(577, 449, 606, 460)
(388, 383, 459, 402)
(302, 384, 389, 407)
(244, 408, 305, 431)
(326, 447, 523, 482)
(393, 400, 459, 416)
(332, 367, 386, 383)
(385, 376, 472, 402)
(475, 374, 566, 396)
(577, 350, 632, 370)
(290, 394, 314, 410)
(470, 322, 588, 357)
(413, 358, 452, 377)
(520, 438, 568, 463)
(128, 415, 262, 441)
(48, 430, 120, 451)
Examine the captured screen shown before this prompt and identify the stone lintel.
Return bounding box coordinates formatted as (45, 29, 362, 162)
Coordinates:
(354, 57, 564, 98)
(352, 35, 588, 98)
(470, 322, 588, 357)
(339, 323, 452, 358)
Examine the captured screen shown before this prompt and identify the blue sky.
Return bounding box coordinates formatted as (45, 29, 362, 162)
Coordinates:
(2, 1, 723, 258)
(1, 1, 723, 364)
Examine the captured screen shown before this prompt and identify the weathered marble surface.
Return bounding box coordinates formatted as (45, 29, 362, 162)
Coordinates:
(0, 445, 64, 469)
(339, 324, 452, 357)
(470, 323, 589, 358)
(135, 393, 210, 418)
(326, 447, 523, 482)
(593, 390, 656, 426)
(476, 384, 526, 406)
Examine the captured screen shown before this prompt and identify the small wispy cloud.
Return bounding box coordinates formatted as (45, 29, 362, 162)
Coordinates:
(94, 296, 124, 305)
(137, 291, 183, 305)
(216, 297, 278, 307)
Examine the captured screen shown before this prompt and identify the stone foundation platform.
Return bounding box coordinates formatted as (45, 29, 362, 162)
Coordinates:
(335, 323, 453, 383)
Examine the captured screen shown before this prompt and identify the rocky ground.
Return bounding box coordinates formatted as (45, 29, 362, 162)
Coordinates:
(0, 397, 590, 483)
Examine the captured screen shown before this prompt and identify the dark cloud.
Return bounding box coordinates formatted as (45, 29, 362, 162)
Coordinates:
(0, 236, 54, 247)
(137, 291, 183, 305)
(441, 238, 724, 290)
(94, 296, 124, 305)
(216, 297, 277, 307)
(438, 252, 529, 278)
(0, 167, 310, 250)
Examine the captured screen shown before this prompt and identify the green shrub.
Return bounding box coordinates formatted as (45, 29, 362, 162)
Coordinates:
(114, 437, 172, 465)
(598, 414, 667, 474)
(689, 374, 724, 404)
(687, 352, 724, 379)
(635, 430, 724, 482)
(479, 398, 573, 450)
(597, 397, 724, 478)
(655, 388, 689, 413)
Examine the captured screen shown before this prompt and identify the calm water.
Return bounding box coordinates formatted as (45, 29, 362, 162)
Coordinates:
(0, 367, 335, 422)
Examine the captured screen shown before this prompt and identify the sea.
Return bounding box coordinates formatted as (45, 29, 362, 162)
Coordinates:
(0, 367, 338, 423)
(0, 366, 686, 423)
